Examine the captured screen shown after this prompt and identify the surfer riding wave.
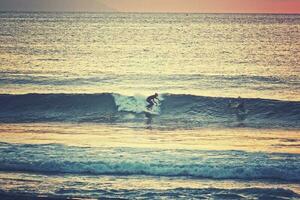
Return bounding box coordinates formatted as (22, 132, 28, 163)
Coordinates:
(146, 93, 160, 110)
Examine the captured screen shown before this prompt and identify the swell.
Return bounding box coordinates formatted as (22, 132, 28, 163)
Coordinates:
(0, 93, 299, 128)
(0, 93, 117, 122)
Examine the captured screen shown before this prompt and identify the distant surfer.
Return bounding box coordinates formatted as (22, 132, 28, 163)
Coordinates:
(229, 96, 247, 121)
(229, 96, 245, 113)
(236, 96, 245, 113)
(146, 93, 160, 110)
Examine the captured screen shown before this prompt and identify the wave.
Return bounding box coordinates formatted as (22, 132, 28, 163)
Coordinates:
(56, 188, 300, 199)
(0, 188, 298, 199)
(0, 93, 299, 128)
(0, 143, 300, 182)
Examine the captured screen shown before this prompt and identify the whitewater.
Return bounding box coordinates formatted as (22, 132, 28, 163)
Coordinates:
(0, 93, 299, 128)
(0, 12, 300, 199)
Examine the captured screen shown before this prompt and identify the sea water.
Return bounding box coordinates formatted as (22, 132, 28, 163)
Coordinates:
(0, 12, 300, 199)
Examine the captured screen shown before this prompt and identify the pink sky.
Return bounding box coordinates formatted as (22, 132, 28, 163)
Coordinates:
(103, 0, 300, 13)
(1, 0, 300, 13)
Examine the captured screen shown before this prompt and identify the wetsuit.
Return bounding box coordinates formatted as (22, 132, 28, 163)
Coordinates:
(146, 95, 158, 109)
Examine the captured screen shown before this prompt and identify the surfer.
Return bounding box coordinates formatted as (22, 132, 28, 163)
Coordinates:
(228, 97, 246, 113)
(229, 96, 245, 112)
(236, 96, 246, 113)
(146, 93, 160, 110)
(229, 96, 247, 121)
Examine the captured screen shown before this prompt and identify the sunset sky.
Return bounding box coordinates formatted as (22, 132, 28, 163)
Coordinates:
(0, 0, 300, 13)
(104, 0, 300, 13)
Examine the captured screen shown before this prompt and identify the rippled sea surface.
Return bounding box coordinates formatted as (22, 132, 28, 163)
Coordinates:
(1, 12, 299, 100)
(0, 12, 299, 199)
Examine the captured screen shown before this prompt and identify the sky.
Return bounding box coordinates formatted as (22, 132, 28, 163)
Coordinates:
(0, 0, 300, 13)
(104, 0, 300, 13)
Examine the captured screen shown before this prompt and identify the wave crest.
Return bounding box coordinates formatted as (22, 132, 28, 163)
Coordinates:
(0, 93, 299, 128)
(1, 143, 300, 182)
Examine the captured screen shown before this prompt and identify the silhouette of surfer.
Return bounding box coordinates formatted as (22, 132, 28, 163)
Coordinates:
(229, 96, 247, 121)
(146, 93, 160, 110)
(236, 96, 245, 113)
(229, 96, 245, 112)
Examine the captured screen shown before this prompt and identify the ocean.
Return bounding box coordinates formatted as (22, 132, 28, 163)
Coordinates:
(0, 12, 300, 199)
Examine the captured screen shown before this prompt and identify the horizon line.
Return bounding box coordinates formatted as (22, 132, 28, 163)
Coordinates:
(0, 10, 300, 15)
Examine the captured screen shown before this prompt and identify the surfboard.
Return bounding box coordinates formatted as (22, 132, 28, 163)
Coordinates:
(143, 109, 159, 118)
(229, 102, 240, 109)
(144, 110, 159, 115)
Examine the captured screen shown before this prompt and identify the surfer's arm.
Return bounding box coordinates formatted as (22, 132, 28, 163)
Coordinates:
(154, 98, 160, 105)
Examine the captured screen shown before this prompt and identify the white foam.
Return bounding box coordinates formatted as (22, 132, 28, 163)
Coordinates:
(113, 94, 162, 114)
(0, 143, 299, 181)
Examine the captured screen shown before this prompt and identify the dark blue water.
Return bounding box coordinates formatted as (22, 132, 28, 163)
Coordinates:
(0, 93, 299, 129)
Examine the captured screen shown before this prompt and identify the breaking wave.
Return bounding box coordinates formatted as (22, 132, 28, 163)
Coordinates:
(0, 143, 300, 182)
(0, 93, 299, 128)
(0, 187, 299, 199)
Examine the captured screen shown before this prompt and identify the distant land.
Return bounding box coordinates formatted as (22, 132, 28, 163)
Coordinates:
(0, 0, 114, 12)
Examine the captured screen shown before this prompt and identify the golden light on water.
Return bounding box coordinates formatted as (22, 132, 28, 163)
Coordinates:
(1, 123, 299, 154)
(0, 10, 299, 199)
